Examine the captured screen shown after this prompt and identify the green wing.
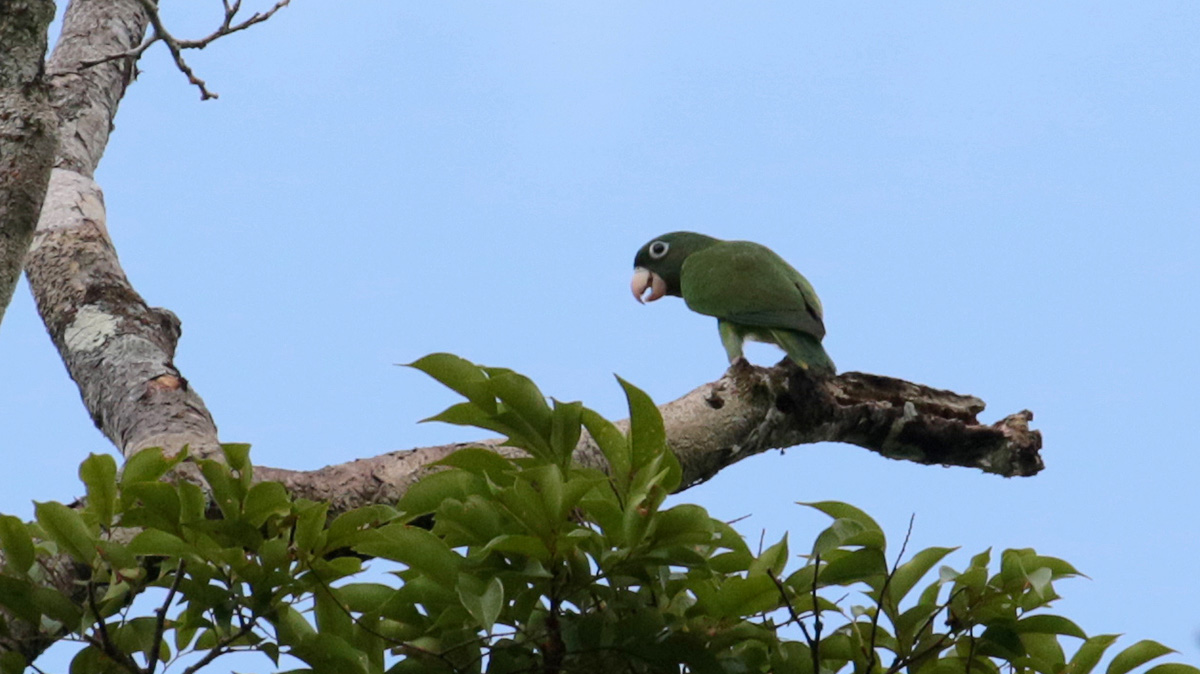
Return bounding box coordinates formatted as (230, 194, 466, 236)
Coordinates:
(679, 241, 826, 340)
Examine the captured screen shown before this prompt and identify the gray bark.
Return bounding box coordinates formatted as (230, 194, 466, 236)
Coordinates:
(0, 0, 219, 660)
(0, 0, 56, 328)
(260, 363, 1042, 517)
(26, 0, 222, 460)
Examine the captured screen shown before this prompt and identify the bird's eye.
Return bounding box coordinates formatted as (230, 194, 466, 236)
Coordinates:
(649, 241, 669, 259)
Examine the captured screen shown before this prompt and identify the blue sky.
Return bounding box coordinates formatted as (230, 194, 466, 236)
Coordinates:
(2, 1, 1199, 668)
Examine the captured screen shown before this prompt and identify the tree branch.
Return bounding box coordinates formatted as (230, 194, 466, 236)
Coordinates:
(0, 0, 57, 328)
(258, 360, 1043, 516)
(77, 0, 291, 100)
(25, 0, 222, 460)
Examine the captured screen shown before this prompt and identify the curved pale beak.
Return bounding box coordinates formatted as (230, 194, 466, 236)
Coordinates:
(631, 267, 667, 304)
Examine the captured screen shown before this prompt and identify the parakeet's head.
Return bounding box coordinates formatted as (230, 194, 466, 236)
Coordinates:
(631, 231, 721, 303)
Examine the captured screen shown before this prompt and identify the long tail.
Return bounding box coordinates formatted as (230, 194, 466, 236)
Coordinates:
(771, 329, 836, 376)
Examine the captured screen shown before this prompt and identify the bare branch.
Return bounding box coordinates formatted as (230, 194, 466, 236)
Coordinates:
(77, 0, 291, 99)
(176, 0, 291, 49)
(76, 37, 157, 70)
(133, 0, 217, 99)
(257, 361, 1043, 517)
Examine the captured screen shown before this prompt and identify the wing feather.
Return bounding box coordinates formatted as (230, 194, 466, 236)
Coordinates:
(680, 241, 825, 340)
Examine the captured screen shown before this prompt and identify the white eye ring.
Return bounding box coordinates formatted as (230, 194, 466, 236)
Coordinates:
(649, 241, 669, 259)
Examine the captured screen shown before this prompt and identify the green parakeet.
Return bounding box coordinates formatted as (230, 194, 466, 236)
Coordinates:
(631, 231, 835, 375)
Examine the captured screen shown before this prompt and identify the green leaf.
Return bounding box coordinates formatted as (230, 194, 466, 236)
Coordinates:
(120, 446, 175, 486)
(287, 633, 370, 674)
(652, 504, 716, 547)
(35, 501, 96, 565)
(979, 622, 1026, 660)
(433, 447, 516, 482)
(1017, 614, 1087, 639)
(820, 547, 888, 587)
(1145, 665, 1200, 674)
(406, 352, 496, 413)
(583, 411, 632, 497)
(334, 583, 396, 614)
(522, 464, 565, 520)
(243, 481, 291, 527)
(1069, 634, 1120, 674)
(0, 651, 26, 674)
(0, 577, 40, 623)
(355, 524, 462, 588)
(110, 616, 167, 663)
(397, 469, 479, 520)
(293, 500, 329, 554)
(435, 496, 504, 547)
(178, 481, 207, 524)
(122, 482, 181, 530)
(457, 575, 504, 631)
(1031, 553, 1084, 579)
(420, 400, 497, 431)
(885, 546, 957, 604)
(127, 529, 194, 558)
(1108, 640, 1176, 674)
(811, 518, 885, 555)
(802, 501, 886, 555)
(95, 540, 138, 571)
(274, 604, 318, 644)
(749, 534, 789, 577)
(199, 459, 241, 518)
(699, 574, 780, 618)
(560, 472, 605, 514)
(801, 501, 884, 535)
(549, 399, 584, 461)
(0, 516, 34, 575)
(69, 647, 113, 674)
(494, 474, 555, 537)
(34, 587, 83, 628)
(1026, 566, 1053, 598)
(222, 443, 253, 476)
(488, 370, 553, 441)
(314, 588, 353, 639)
(482, 534, 551, 563)
(1021, 632, 1068, 671)
(617, 376, 667, 473)
(79, 453, 117, 529)
(325, 504, 400, 550)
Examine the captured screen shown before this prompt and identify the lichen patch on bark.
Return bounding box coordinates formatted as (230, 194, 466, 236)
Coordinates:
(63, 304, 118, 351)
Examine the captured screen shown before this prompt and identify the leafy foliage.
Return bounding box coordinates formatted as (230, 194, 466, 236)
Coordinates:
(0, 353, 1194, 674)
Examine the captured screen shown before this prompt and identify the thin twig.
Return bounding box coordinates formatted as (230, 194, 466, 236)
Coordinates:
(867, 514, 916, 672)
(809, 552, 823, 674)
(147, 560, 187, 674)
(133, 0, 217, 99)
(178, 623, 256, 674)
(85, 583, 144, 674)
(177, 0, 290, 48)
(301, 558, 468, 671)
(77, 0, 291, 100)
(886, 587, 969, 674)
(725, 513, 752, 526)
(966, 629, 977, 674)
(767, 571, 806, 631)
(77, 38, 158, 69)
